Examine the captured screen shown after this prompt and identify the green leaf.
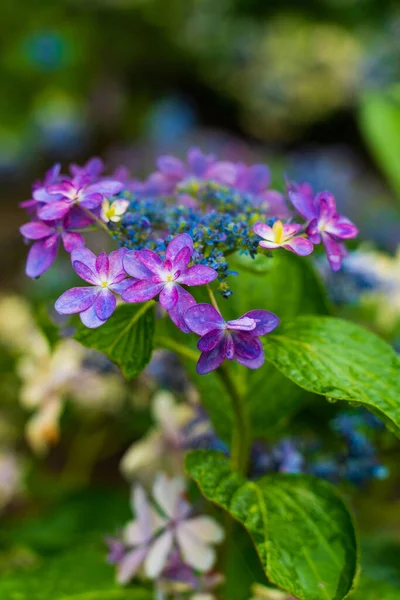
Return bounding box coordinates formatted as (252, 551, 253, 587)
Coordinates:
(0, 542, 151, 600)
(262, 316, 400, 436)
(359, 86, 400, 199)
(349, 578, 399, 600)
(186, 450, 358, 600)
(74, 302, 155, 380)
(227, 251, 328, 320)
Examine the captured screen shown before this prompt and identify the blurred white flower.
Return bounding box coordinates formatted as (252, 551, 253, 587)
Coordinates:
(145, 474, 224, 578)
(101, 198, 129, 223)
(117, 485, 163, 584)
(0, 451, 24, 510)
(18, 339, 85, 411)
(111, 474, 224, 586)
(120, 391, 196, 482)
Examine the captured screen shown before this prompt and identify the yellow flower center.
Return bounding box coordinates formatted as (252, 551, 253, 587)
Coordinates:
(272, 220, 284, 244)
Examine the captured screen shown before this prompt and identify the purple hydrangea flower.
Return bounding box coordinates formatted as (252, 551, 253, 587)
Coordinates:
(37, 174, 124, 221)
(253, 220, 313, 256)
(137, 148, 288, 216)
(288, 183, 358, 271)
(55, 247, 131, 328)
(122, 233, 218, 332)
(184, 304, 280, 374)
(20, 210, 92, 278)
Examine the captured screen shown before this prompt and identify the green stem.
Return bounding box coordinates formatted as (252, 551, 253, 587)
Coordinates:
(216, 363, 250, 475)
(80, 205, 114, 237)
(207, 284, 221, 312)
(155, 335, 199, 362)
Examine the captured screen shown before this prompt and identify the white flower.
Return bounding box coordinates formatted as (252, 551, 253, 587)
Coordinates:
(101, 198, 129, 223)
(144, 474, 224, 578)
(117, 485, 164, 584)
(120, 392, 196, 482)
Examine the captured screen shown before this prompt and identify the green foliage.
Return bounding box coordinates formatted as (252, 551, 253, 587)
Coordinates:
(158, 252, 328, 443)
(359, 85, 400, 199)
(350, 579, 400, 600)
(0, 542, 151, 600)
(262, 316, 400, 436)
(0, 489, 149, 600)
(2, 488, 131, 553)
(74, 301, 155, 380)
(185, 450, 358, 600)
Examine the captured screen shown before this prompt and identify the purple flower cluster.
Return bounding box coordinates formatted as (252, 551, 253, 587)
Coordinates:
(20, 159, 124, 278)
(20, 150, 359, 374)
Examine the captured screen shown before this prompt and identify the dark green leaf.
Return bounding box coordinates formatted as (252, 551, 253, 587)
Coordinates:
(186, 450, 358, 600)
(262, 316, 400, 436)
(0, 542, 151, 600)
(74, 302, 155, 380)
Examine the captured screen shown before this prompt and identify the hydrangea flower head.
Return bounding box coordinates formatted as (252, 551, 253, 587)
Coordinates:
(288, 183, 358, 271)
(55, 247, 131, 328)
(253, 220, 313, 256)
(139, 147, 288, 216)
(20, 210, 91, 278)
(122, 233, 218, 332)
(184, 304, 280, 374)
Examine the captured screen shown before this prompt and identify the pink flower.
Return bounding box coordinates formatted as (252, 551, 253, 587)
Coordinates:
(55, 248, 131, 328)
(37, 174, 124, 221)
(288, 183, 358, 271)
(184, 304, 280, 374)
(122, 233, 218, 332)
(253, 220, 313, 256)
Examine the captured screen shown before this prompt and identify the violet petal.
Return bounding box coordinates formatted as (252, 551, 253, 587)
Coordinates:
(20, 221, 54, 240)
(197, 328, 224, 352)
(283, 237, 314, 256)
(242, 310, 280, 336)
(177, 264, 218, 286)
(159, 284, 179, 310)
(123, 250, 153, 280)
(26, 236, 60, 278)
(55, 287, 98, 314)
(166, 233, 194, 263)
(38, 200, 71, 220)
(72, 260, 100, 285)
(167, 286, 196, 333)
(95, 288, 116, 320)
(122, 279, 164, 303)
(184, 303, 225, 336)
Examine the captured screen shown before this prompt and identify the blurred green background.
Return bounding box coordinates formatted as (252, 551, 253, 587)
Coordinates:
(3, 0, 400, 290)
